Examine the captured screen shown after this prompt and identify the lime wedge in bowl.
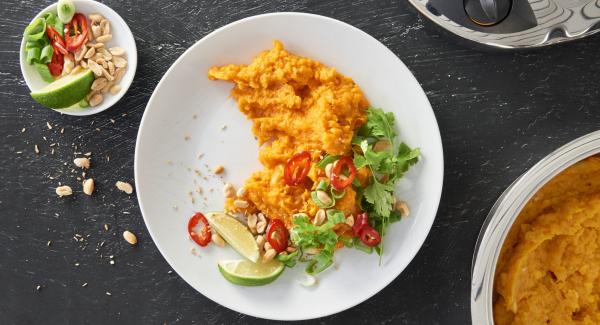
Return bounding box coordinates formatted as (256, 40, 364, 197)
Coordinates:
(218, 259, 284, 286)
(205, 211, 259, 263)
(30, 69, 94, 108)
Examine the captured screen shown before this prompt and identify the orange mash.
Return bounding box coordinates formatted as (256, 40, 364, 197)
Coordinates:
(494, 155, 600, 324)
(208, 41, 369, 226)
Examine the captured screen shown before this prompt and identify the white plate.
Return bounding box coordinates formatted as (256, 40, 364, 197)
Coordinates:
(135, 13, 443, 320)
(19, 0, 137, 116)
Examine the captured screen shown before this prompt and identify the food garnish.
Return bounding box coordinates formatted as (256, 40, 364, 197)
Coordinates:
(187, 212, 211, 247)
(190, 41, 419, 286)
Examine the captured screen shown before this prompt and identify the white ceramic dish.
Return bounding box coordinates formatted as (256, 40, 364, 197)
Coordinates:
(135, 12, 443, 320)
(19, 0, 137, 116)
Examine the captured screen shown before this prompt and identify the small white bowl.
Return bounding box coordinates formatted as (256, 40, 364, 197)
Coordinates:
(19, 0, 137, 116)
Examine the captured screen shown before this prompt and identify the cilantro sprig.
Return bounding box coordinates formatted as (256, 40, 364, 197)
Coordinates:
(352, 107, 420, 259)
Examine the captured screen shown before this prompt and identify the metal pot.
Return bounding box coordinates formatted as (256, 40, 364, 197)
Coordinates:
(471, 130, 600, 324)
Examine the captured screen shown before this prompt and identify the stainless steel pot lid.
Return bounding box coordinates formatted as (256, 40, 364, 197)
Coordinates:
(408, 0, 600, 49)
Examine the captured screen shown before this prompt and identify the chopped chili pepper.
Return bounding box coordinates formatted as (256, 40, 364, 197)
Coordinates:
(47, 50, 63, 76)
(283, 151, 311, 186)
(64, 13, 88, 52)
(46, 26, 68, 55)
(359, 226, 381, 247)
(266, 219, 289, 252)
(187, 212, 211, 247)
(352, 212, 369, 237)
(330, 156, 357, 190)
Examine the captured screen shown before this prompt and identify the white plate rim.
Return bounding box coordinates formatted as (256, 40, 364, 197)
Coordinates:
(134, 12, 444, 320)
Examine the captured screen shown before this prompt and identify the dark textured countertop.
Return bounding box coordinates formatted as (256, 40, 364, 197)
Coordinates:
(1, 1, 599, 324)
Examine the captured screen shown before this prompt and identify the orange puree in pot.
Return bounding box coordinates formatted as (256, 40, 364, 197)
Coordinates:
(494, 155, 600, 325)
(208, 41, 368, 226)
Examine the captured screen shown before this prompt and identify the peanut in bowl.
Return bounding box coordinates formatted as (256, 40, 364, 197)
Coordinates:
(19, 0, 137, 116)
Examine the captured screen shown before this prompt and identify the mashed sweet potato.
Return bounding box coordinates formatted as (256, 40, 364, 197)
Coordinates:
(208, 41, 368, 226)
(494, 155, 600, 325)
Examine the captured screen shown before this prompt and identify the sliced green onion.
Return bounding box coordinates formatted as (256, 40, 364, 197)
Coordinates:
(39, 45, 54, 64)
(315, 179, 329, 192)
(305, 254, 333, 275)
(43, 12, 64, 36)
(311, 191, 335, 208)
(78, 98, 90, 108)
(325, 209, 345, 224)
(316, 154, 339, 168)
(34, 63, 54, 83)
(276, 250, 299, 268)
(25, 41, 38, 49)
(353, 237, 373, 254)
(57, 0, 76, 23)
(331, 188, 345, 199)
(23, 18, 46, 41)
(26, 47, 41, 64)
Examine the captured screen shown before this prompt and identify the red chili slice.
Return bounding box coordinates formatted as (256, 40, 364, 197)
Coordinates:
(283, 151, 311, 186)
(359, 226, 381, 247)
(352, 212, 369, 237)
(330, 156, 357, 190)
(46, 26, 68, 55)
(187, 212, 211, 247)
(266, 219, 289, 253)
(47, 50, 64, 76)
(64, 13, 89, 52)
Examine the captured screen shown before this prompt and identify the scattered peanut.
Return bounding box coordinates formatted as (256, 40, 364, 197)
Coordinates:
(256, 220, 267, 234)
(122, 230, 137, 245)
(116, 181, 134, 194)
(264, 241, 272, 251)
(345, 215, 355, 227)
(236, 186, 246, 198)
(109, 47, 125, 56)
(316, 190, 332, 206)
(89, 13, 104, 23)
(89, 93, 103, 107)
(313, 209, 326, 226)
(223, 183, 235, 198)
(394, 201, 410, 217)
(96, 34, 112, 43)
(84, 46, 96, 59)
(286, 246, 297, 253)
(212, 233, 226, 247)
(55, 185, 73, 197)
(256, 235, 265, 250)
(91, 77, 108, 91)
(262, 249, 277, 263)
(234, 199, 249, 209)
(87, 60, 103, 76)
(247, 214, 258, 229)
(112, 56, 127, 68)
(82, 179, 94, 195)
(213, 165, 225, 174)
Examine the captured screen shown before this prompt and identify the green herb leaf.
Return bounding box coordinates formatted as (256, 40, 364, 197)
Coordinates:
(359, 107, 396, 141)
(363, 180, 394, 218)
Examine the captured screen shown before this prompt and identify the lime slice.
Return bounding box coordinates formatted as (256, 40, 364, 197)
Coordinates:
(218, 259, 284, 286)
(30, 70, 94, 108)
(206, 211, 259, 263)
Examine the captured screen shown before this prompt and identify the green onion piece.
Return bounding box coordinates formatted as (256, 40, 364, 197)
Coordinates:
(353, 237, 373, 254)
(25, 41, 38, 49)
(330, 188, 345, 199)
(26, 47, 41, 64)
(23, 18, 46, 41)
(315, 179, 329, 192)
(305, 253, 334, 275)
(34, 63, 54, 83)
(340, 236, 354, 248)
(316, 154, 339, 169)
(57, 0, 76, 23)
(43, 12, 64, 37)
(325, 209, 345, 224)
(311, 191, 335, 208)
(39, 45, 54, 64)
(277, 251, 299, 268)
(78, 98, 90, 108)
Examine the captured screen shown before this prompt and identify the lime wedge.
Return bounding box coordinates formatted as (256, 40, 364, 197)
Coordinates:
(30, 70, 94, 108)
(218, 259, 284, 286)
(206, 211, 259, 263)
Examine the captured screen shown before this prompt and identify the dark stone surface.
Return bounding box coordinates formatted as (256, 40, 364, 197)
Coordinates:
(1, 0, 599, 324)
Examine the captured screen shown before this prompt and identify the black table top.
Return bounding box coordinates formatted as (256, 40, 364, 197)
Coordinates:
(2, 1, 599, 324)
